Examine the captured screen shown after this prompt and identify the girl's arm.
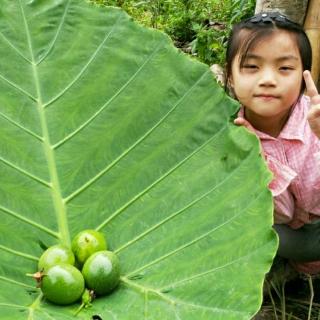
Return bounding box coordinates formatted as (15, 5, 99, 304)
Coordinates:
(303, 70, 320, 139)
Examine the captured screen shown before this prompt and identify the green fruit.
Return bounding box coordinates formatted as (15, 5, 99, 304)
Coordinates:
(82, 250, 120, 296)
(72, 229, 107, 266)
(41, 264, 85, 305)
(38, 244, 75, 271)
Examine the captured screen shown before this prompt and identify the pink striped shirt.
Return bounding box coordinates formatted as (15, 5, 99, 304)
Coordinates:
(240, 95, 320, 274)
(239, 95, 320, 228)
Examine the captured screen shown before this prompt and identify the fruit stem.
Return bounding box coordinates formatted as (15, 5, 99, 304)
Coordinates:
(25, 273, 34, 277)
(73, 302, 85, 316)
(73, 289, 95, 316)
(26, 271, 45, 287)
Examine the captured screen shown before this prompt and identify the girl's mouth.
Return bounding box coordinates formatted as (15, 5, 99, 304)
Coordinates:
(254, 94, 279, 101)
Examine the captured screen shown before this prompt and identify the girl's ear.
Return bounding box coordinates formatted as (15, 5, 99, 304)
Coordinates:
(225, 72, 236, 98)
(228, 74, 234, 88)
(225, 63, 234, 89)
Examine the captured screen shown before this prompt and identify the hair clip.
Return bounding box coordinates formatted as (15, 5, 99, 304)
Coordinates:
(244, 12, 296, 25)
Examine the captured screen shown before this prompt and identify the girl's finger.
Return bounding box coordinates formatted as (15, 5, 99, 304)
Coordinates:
(234, 117, 263, 155)
(308, 104, 320, 120)
(308, 105, 320, 139)
(234, 117, 254, 132)
(303, 70, 319, 98)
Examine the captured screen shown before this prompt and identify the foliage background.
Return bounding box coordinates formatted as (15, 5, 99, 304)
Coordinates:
(91, 0, 256, 66)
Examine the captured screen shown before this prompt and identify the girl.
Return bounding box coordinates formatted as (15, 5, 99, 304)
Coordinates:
(225, 12, 320, 274)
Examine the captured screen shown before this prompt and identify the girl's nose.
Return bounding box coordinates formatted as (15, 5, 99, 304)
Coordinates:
(258, 69, 277, 86)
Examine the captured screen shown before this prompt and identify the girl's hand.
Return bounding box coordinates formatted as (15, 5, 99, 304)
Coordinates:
(233, 117, 252, 131)
(303, 70, 320, 139)
(234, 116, 258, 136)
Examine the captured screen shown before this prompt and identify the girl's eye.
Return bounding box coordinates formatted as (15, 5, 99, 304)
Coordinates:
(243, 64, 258, 69)
(280, 66, 294, 71)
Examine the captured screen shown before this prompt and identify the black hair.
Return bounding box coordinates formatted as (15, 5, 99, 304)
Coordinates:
(225, 12, 312, 95)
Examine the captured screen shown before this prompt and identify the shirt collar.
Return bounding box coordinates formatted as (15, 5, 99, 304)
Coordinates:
(238, 95, 308, 143)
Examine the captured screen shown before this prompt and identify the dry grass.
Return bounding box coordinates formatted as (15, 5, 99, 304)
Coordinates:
(253, 258, 320, 320)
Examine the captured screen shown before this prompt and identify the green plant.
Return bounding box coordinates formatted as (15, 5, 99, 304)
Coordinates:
(0, 1, 277, 319)
(190, 24, 225, 65)
(189, 0, 255, 65)
(82, 250, 120, 295)
(94, 0, 256, 66)
(132, 0, 167, 28)
(162, 0, 195, 44)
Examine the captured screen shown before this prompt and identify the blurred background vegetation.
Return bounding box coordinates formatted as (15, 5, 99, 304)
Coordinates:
(91, 0, 256, 66)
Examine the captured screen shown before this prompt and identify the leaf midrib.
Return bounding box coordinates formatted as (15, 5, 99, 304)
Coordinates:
(19, 0, 70, 246)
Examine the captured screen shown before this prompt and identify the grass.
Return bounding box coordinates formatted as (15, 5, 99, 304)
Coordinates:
(254, 259, 320, 320)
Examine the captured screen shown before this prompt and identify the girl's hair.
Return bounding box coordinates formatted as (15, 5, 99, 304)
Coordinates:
(225, 12, 312, 94)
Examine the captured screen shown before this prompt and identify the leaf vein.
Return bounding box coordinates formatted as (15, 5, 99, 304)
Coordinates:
(160, 237, 265, 291)
(0, 31, 31, 63)
(121, 277, 248, 316)
(43, 12, 123, 108)
(144, 290, 148, 320)
(0, 72, 36, 102)
(176, 300, 249, 316)
(65, 70, 210, 205)
(65, 69, 211, 204)
(0, 303, 28, 309)
(173, 305, 182, 320)
(0, 155, 50, 187)
(0, 275, 35, 289)
(125, 174, 263, 277)
(53, 41, 164, 150)
(0, 111, 43, 141)
(19, 0, 70, 246)
(0, 245, 38, 261)
(28, 294, 43, 320)
(114, 125, 228, 253)
(36, 0, 71, 65)
(0, 204, 59, 238)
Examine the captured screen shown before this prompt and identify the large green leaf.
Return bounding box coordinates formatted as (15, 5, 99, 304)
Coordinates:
(0, 1, 277, 319)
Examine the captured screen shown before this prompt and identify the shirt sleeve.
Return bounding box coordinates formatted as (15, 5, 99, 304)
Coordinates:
(264, 154, 297, 224)
(265, 154, 297, 196)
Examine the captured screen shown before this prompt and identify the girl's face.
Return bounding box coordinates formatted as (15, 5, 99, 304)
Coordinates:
(230, 30, 303, 136)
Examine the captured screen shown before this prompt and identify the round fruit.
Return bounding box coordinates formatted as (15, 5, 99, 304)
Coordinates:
(82, 250, 120, 296)
(41, 264, 85, 305)
(71, 229, 107, 266)
(38, 244, 75, 271)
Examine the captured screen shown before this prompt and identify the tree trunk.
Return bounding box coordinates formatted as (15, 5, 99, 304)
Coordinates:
(304, 0, 320, 86)
(254, 0, 309, 25)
